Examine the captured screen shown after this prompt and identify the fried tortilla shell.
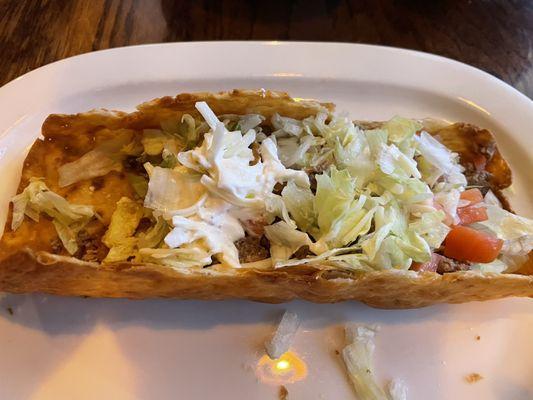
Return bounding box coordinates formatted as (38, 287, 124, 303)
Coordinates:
(0, 89, 531, 309)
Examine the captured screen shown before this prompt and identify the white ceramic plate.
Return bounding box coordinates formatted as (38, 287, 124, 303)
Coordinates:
(0, 42, 531, 400)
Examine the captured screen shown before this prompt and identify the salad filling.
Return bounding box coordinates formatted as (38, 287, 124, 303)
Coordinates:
(12, 102, 533, 274)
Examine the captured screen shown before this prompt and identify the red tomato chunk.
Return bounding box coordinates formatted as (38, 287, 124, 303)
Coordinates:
(457, 205, 488, 225)
(460, 188, 484, 205)
(444, 226, 502, 263)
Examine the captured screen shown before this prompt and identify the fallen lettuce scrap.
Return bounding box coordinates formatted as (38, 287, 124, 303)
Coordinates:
(342, 324, 408, 400)
(265, 310, 300, 359)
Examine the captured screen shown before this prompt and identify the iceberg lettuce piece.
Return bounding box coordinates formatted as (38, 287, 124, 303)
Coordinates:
(383, 116, 422, 144)
(342, 325, 389, 400)
(57, 131, 137, 187)
(477, 205, 533, 258)
(281, 182, 317, 234)
(409, 210, 450, 248)
(137, 217, 171, 249)
(144, 166, 206, 216)
(264, 221, 312, 263)
(415, 131, 467, 186)
(11, 179, 94, 254)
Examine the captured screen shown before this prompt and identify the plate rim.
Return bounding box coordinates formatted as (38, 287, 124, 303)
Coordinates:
(1, 41, 531, 102)
(1, 41, 531, 147)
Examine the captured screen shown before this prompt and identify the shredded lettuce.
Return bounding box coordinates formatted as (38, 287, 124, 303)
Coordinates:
(383, 116, 421, 144)
(377, 143, 421, 179)
(315, 167, 357, 238)
(260, 138, 310, 189)
(361, 222, 394, 260)
(334, 129, 375, 188)
(277, 158, 438, 268)
(144, 166, 206, 217)
(137, 216, 170, 248)
(11, 179, 94, 254)
(159, 150, 180, 169)
(483, 190, 502, 207)
(238, 114, 265, 133)
(264, 310, 300, 359)
(471, 258, 508, 273)
(160, 114, 203, 150)
(477, 205, 533, 257)
(272, 114, 303, 137)
(142, 129, 182, 156)
(387, 379, 408, 400)
(277, 135, 315, 167)
(58, 131, 138, 187)
(415, 131, 467, 187)
(161, 197, 249, 268)
(434, 188, 461, 225)
(264, 221, 312, 263)
(58, 149, 122, 188)
(165, 212, 243, 268)
(409, 210, 450, 248)
(178, 102, 308, 211)
(264, 194, 296, 228)
(51, 220, 79, 255)
(479, 205, 533, 241)
(281, 181, 317, 234)
(126, 173, 148, 199)
(274, 246, 360, 269)
(342, 325, 390, 400)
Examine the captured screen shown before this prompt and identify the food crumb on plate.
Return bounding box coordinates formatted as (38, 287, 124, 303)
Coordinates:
(465, 373, 483, 383)
(278, 385, 288, 399)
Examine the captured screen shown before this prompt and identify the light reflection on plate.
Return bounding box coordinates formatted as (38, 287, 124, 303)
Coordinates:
(255, 350, 308, 385)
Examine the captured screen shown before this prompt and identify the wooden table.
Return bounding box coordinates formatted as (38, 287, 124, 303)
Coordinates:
(0, 0, 531, 97)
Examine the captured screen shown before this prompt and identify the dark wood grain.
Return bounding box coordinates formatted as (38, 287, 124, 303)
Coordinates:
(0, 0, 531, 97)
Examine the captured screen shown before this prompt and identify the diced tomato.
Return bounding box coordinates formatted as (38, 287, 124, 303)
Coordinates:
(411, 253, 440, 272)
(457, 205, 488, 225)
(460, 189, 484, 205)
(444, 226, 503, 263)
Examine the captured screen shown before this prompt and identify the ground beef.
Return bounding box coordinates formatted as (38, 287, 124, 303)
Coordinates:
(50, 238, 63, 254)
(75, 229, 108, 262)
(273, 182, 285, 195)
(91, 176, 105, 191)
(308, 173, 317, 193)
(291, 245, 311, 259)
(135, 217, 153, 234)
(411, 253, 471, 274)
(235, 235, 270, 263)
(124, 155, 149, 176)
(250, 142, 261, 165)
(436, 255, 470, 273)
(463, 167, 491, 190)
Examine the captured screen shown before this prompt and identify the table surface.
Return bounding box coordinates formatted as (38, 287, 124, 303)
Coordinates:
(0, 0, 531, 97)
